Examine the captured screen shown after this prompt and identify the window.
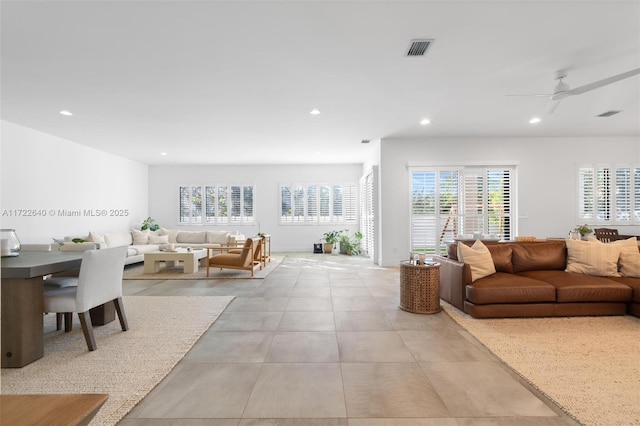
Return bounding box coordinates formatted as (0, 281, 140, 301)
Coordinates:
(578, 165, 640, 223)
(179, 184, 254, 225)
(410, 166, 515, 254)
(280, 183, 357, 224)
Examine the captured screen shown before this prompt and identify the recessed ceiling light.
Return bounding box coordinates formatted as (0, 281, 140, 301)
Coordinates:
(529, 117, 541, 124)
(420, 118, 430, 125)
(160, 152, 168, 156)
(59, 110, 73, 116)
(310, 109, 321, 115)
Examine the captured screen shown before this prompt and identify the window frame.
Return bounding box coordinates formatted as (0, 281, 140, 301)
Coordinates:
(577, 164, 640, 224)
(279, 182, 358, 225)
(409, 165, 516, 255)
(178, 183, 255, 225)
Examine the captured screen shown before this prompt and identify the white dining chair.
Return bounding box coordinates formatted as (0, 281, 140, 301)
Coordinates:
(43, 246, 129, 351)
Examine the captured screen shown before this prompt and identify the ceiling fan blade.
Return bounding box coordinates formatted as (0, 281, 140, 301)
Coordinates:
(505, 93, 550, 97)
(567, 68, 640, 96)
(547, 99, 562, 114)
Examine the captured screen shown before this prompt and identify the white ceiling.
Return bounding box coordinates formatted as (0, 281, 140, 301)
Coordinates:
(1, 1, 639, 166)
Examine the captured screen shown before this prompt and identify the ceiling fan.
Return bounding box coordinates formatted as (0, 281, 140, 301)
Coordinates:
(508, 68, 640, 114)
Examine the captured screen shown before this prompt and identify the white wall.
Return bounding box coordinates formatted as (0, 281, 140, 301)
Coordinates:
(0, 121, 149, 243)
(148, 164, 362, 252)
(378, 136, 640, 267)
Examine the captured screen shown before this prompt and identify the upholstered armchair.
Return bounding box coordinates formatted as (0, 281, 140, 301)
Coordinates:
(206, 237, 262, 277)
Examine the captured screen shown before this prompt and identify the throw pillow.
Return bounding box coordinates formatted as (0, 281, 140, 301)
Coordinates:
(87, 231, 105, 245)
(149, 234, 169, 244)
(159, 228, 179, 243)
(619, 251, 640, 278)
(565, 238, 621, 277)
(457, 240, 496, 282)
(131, 229, 149, 245)
(588, 236, 638, 253)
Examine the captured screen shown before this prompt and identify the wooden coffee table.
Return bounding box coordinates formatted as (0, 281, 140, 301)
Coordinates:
(143, 249, 207, 274)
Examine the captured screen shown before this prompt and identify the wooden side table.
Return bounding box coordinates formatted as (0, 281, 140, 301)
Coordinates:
(399, 261, 441, 314)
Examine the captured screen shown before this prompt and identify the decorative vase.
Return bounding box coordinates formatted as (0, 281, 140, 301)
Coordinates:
(1, 229, 21, 257)
(323, 243, 333, 254)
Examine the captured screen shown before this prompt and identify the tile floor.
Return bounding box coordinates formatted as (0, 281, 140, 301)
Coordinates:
(119, 253, 578, 426)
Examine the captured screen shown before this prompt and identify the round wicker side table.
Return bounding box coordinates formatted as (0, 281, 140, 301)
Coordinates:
(399, 261, 441, 314)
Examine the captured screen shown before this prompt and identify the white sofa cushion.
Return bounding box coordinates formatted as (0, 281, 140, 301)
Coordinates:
(160, 228, 179, 243)
(176, 231, 207, 244)
(207, 231, 230, 245)
(87, 231, 105, 245)
(131, 229, 150, 245)
(104, 232, 133, 248)
(149, 234, 169, 244)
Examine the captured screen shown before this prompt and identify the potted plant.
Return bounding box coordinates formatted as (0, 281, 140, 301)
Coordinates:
(322, 230, 341, 254)
(339, 230, 350, 254)
(141, 217, 160, 232)
(575, 224, 593, 239)
(345, 231, 363, 256)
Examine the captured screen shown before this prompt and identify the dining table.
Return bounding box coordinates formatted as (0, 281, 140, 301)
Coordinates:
(1, 251, 91, 368)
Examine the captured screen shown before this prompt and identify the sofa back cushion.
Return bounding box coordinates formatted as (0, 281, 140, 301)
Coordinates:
(487, 244, 514, 273)
(160, 228, 179, 243)
(207, 231, 230, 245)
(176, 231, 207, 244)
(512, 241, 566, 273)
(104, 232, 133, 248)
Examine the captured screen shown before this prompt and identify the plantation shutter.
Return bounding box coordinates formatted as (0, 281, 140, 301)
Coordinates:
(217, 186, 228, 224)
(344, 184, 357, 223)
(179, 186, 191, 223)
(205, 186, 216, 223)
(307, 185, 318, 223)
(319, 185, 331, 223)
(243, 185, 254, 222)
(280, 185, 292, 223)
(333, 185, 343, 222)
(191, 186, 202, 223)
(293, 185, 305, 223)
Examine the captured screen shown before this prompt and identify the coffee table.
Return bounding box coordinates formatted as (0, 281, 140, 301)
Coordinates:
(143, 249, 207, 274)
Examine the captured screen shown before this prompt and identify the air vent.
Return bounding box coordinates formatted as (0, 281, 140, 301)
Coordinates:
(406, 39, 434, 57)
(596, 110, 621, 117)
(361, 139, 371, 144)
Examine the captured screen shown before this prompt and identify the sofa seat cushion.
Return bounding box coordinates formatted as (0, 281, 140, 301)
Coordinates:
(129, 244, 160, 255)
(518, 270, 632, 303)
(466, 272, 556, 305)
(210, 253, 246, 267)
(606, 277, 640, 303)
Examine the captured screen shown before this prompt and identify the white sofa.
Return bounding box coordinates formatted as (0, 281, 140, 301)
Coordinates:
(59, 228, 244, 265)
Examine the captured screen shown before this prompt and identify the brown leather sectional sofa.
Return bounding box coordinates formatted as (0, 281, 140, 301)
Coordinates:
(433, 240, 640, 318)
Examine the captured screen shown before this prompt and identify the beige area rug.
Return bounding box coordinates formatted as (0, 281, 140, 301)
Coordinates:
(442, 303, 640, 426)
(123, 255, 282, 280)
(1, 295, 233, 425)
